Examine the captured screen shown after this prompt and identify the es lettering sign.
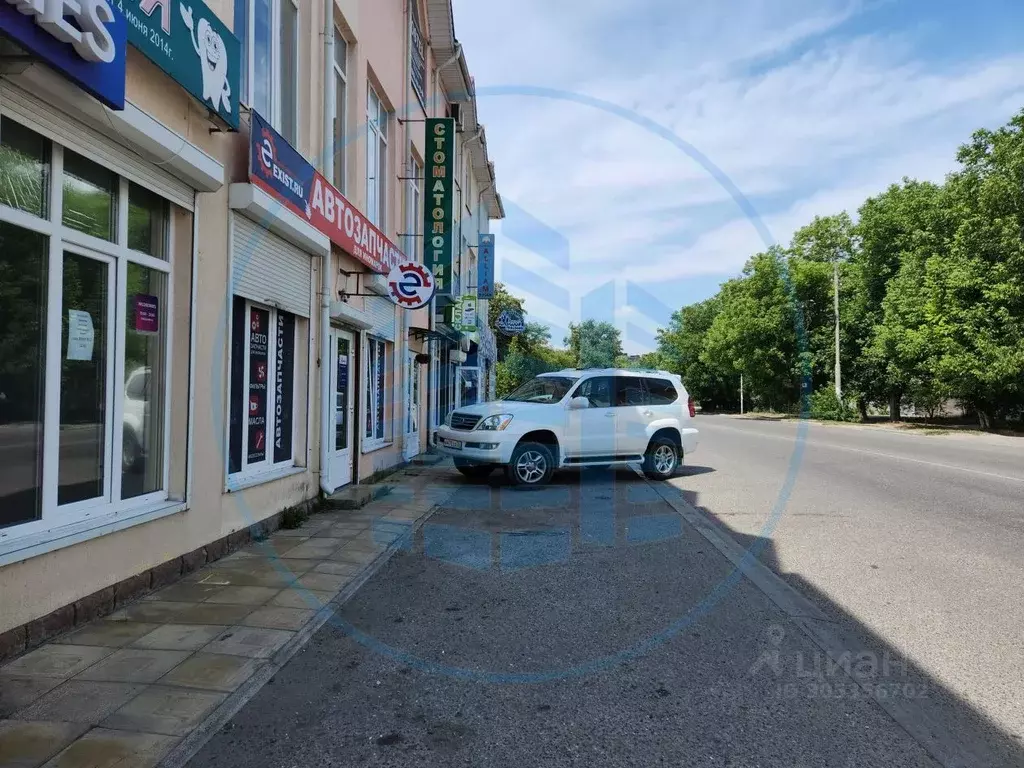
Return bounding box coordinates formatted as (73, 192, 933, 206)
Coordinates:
(117, 0, 240, 129)
(424, 118, 455, 296)
(387, 261, 435, 309)
(0, 0, 127, 109)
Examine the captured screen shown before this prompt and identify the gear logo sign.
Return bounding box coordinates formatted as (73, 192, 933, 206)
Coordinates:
(387, 260, 435, 308)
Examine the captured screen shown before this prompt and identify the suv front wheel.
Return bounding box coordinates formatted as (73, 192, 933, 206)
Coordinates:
(507, 442, 556, 487)
(642, 436, 679, 480)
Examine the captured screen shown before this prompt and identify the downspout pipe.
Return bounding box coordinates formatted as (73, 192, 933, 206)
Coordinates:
(319, 5, 335, 496)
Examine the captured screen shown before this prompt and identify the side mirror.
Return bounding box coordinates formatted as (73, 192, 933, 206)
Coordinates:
(567, 396, 590, 410)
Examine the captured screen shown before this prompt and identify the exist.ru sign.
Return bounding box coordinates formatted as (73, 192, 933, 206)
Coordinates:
(116, 0, 239, 129)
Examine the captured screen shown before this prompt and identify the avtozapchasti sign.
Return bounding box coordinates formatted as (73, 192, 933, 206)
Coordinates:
(249, 111, 405, 274)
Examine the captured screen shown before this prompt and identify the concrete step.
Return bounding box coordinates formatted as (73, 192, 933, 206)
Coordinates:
(323, 483, 393, 510)
(410, 452, 445, 466)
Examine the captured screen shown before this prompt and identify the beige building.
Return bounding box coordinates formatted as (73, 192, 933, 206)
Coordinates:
(0, 0, 502, 656)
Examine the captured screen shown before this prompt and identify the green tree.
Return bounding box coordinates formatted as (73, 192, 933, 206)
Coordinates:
(656, 296, 737, 410)
(565, 320, 623, 369)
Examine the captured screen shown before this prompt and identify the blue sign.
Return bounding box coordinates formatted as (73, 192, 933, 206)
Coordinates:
(478, 233, 495, 299)
(0, 1, 127, 110)
(248, 111, 315, 218)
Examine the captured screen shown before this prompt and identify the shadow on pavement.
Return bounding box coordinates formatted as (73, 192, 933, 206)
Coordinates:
(667, 482, 1024, 768)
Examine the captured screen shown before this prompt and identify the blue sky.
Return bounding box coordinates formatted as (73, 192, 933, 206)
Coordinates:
(452, 0, 1024, 352)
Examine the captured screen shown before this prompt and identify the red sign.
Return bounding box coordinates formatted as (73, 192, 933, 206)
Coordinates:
(133, 294, 159, 334)
(307, 172, 404, 274)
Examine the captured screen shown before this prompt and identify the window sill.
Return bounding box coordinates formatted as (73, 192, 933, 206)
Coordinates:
(361, 440, 394, 455)
(0, 499, 188, 568)
(226, 465, 307, 493)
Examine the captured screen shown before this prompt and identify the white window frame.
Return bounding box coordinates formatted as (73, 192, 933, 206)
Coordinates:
(331, 29, 348, 192)
(0, 128, 175, 546)
(229, 299, 298, 481)
(366, 85, 389, 229)
(363, 335, 392, 450)
(239, 0, 299, 140)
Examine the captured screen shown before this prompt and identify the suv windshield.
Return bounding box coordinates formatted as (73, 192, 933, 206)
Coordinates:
(503, 376, 578, 403)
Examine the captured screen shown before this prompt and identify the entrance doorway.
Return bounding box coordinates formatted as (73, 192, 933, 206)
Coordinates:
(329, 329, 355, 490)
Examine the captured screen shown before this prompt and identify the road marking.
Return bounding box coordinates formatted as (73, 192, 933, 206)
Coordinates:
(701, 422, 1024, 484)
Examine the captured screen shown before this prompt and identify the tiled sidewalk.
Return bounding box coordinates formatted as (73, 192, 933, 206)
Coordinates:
(0, 461, 458, 768)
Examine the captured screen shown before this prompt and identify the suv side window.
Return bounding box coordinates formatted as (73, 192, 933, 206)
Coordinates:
(574, 376, 614, 408)
(647, 378, 678, 405)
(615, 376, 648, 406)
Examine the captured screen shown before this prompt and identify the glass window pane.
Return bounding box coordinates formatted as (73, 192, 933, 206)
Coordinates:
(615, 377, 647, 406)
(376, 341, 385, 438)
(0, 222, 48, 528)
(335, 337, 349, 451)
(127, 183, 168, 258)
(62, 151, 116, 241)
(333, 31, 346, 73)
(236, 0, 249, 103)
(333, 72, 346, 190)
(121, 263, 167, 499)
(253, 0, 272, 119)
(59, 252, 108, 505)
(365, 339, 374, 439)
(229, 297, 246, 474)
(378, 133, 387, 225)
(0, 117, 50, 218)
(279, 0, 297, 144)
(247, 306, 270, 464)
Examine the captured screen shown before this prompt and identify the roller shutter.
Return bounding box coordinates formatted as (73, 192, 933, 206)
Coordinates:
(365, 296, 397, 341)
(232, 214, 312, 317)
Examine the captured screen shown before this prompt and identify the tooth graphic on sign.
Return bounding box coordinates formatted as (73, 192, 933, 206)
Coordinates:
(182, 4, 232, 114)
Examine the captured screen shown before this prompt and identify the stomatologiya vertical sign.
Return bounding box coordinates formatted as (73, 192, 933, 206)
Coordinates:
(425, 117, 455, 296)
(478, 233, 495, 299)
(116, 0, 239, 128)
(0, 0, 128, 110)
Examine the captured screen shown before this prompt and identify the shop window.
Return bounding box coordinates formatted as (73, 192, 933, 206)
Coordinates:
(229, 298, 296, 476)
(364, 336, 390, 445)
(237, 0, 300, 145)
(0, 116, 176, 537)
(404, 152, 421, 262)
(366, 85, 389, 228)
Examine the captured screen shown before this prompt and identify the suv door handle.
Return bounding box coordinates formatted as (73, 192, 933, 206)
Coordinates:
(642, 409, 654, 417)
(604, 412, 615, 418)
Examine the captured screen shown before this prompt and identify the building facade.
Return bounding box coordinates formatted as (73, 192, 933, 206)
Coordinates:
(0, 0, 501, 653)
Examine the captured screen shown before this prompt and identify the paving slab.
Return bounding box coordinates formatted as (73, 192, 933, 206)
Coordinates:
(130, 625, 226, 652)
(52, 622, 160, 648)
(101, 686, 226, 736)
(12, 680, 145, 724)
(40, 727, 178, 768)
(240, 606, 318, 631)
(75, 648, 190, 684)
(202, 586, 280, 606)
(157, 653, 263, 693)
(0, 675, 63, 717)
(268, 589, 334, 610)
(0, 720, 88, 768)
(201, 627, 294, 659)
(2, 645, 114, 680)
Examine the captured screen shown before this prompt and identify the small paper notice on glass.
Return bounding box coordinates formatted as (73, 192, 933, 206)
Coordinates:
(67, 309, 95, 361)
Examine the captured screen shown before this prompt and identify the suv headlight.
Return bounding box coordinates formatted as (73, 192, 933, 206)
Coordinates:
(477, 414, 514, 431)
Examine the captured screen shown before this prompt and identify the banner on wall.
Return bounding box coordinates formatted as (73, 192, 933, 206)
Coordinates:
(248, 111, 405, 273)
(478, 234, 495, 299)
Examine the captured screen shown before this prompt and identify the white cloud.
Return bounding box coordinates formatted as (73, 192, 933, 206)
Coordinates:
(451, 0, 1024, 335)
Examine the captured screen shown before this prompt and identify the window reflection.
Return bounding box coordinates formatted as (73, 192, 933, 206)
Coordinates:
(121, 263, 166, 499)
(0, 117, 50, 218)
(128, 183, 168, 258)
(0, 222, 48, 528)
(58, 251, 108, 505)
(63, 151, 116, 241)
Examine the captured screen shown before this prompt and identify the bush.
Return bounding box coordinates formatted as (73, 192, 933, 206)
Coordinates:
(809, 388, 856, 421)
(280, 504, 309, 530)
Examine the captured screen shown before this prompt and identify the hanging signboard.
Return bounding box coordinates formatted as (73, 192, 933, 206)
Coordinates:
(457, 295, 478, 333)
(495, 309, 525, 336)
(424, 118, 455, 296)
(118, 0, 240, 129)
(409, 0, 426, 107)
(478, 234, 495, 299)
(387, 261, 435, 309)
(0, 0, 128, 110)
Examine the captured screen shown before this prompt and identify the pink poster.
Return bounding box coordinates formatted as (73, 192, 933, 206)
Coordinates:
(134, 295, 159, 334)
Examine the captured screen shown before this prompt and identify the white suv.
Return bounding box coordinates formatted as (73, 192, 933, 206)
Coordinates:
(435, 369, 699, 486)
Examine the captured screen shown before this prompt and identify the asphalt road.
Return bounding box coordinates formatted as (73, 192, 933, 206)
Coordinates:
(185, 420, 1024, 768)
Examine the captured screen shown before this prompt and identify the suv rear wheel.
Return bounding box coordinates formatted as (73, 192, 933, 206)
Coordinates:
(506, 442, 556, 487)
(642, 436, 679, 480)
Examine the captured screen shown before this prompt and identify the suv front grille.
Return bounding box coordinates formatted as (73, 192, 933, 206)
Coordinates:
(449, 412, 482, 431)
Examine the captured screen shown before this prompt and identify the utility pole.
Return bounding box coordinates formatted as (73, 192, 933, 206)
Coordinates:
(833, 259, 842, 401)
(740, 373, 744, 415)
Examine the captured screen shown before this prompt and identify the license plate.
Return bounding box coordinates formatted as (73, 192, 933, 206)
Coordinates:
(442, 438, 463, 450)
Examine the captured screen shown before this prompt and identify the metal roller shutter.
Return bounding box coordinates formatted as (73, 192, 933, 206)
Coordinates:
(232, 214, 313, 317)
(1, 83, 194, 211)
(365, 296, 397, 341)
